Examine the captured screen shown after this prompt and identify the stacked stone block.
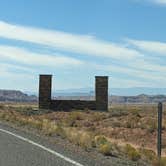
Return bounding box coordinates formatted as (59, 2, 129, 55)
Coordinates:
(95, 76, 108, 111)
(50, 100, 96, 111)
(39, 75, 52, 109)
(39, 75, 108, 111)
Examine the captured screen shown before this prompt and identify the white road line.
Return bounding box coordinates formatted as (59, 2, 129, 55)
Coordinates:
(0, 128, 84, 166)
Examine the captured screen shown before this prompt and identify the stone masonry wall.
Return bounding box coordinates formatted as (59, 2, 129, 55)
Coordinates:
(39, 75, 52, 109)
(39, 75, 108, 111)
(95, 76, 108, 111)
(50, 100, 96, 111)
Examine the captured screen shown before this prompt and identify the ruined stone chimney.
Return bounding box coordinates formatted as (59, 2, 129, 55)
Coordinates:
(39, 75, 52, 109)
(95, 76, 108, 111)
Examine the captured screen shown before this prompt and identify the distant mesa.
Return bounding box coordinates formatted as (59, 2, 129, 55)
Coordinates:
(0, 90, 37, 102)
(0, 89, 166, 104)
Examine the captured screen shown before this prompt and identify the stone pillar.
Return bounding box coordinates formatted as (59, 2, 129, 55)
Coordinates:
(95, 76, 108, 111)
(39, 75, 52, 109)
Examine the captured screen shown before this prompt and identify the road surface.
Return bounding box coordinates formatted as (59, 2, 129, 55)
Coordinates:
(0, 122, 141, 166)
(0, 123, 84, 166)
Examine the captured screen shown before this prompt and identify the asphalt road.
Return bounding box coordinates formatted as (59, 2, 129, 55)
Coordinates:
(0, 122, 142, 166)
(0, 124, 83, 166)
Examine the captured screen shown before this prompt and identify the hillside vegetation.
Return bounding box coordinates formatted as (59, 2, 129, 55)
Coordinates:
(0, 103, 166, 165)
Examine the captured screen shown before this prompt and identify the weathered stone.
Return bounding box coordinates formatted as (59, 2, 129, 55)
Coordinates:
(39, 75, 52, 109)
(39, 75, 108, 111)
(95, 76, 108, 111)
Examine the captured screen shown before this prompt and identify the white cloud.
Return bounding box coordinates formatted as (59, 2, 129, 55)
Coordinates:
(110, 77, 152, 88)
(0, 21, 166, 89)
(0, 45, 82, 67)
(151, 0, 166, 5)
(0, 21, 142, 60)
(127, 39, 166, 55)
(0, 63, 34, 73)
(1, 21, 165, 73)
(135, 0, 166, 5)
(92, 62, 166, 83)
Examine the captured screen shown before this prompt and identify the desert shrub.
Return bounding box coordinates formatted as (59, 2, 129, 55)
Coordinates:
(79, 132, 94, 150)
(139, 148, 156, 162)
(55, 125, 66, 138)
(126, 121, 132, 128)
(14, 106, 33, 113)
(125, 119, 136, 128)
(17, 117, 29, 126)
(110, 108, 128, 117)
(21, 117, 40, 129)
(92, 113, 106, 121)
(162, 138, 166, 149)
(65, 128, 80, 144)
(0, 112, 6, 119)
(130, 108, 142, 117)
(147, 119, 157, 133)
(99, 143, 112, 156)
(94, 135, 108, 147)
(63, 112, 83, 127)
(70, 112, 83, 120)
(94, 135, 120, 156)
(112, 121, 121, 128)
(152, 157, 166, 166)
(125, 144, 141, 161)
(3, 114, 10, 121)
(64, 128, 93, 150)
(125, 116, 141, 129)
(0, 105, 5, 110)
(42, 119, 57, 136)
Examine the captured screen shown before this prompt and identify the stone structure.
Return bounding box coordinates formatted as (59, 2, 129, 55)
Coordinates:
(96, 76, 108, 111)
(39, 75, 52, 109)
(39, 75, 108, 111)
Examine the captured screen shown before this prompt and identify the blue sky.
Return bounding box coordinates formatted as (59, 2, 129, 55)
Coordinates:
(0, 0, 166, 92)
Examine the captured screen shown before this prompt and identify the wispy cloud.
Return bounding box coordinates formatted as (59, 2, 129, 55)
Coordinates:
(92, 62, 166, 83)
(0, 45, 82, 67)
(135, 0, 166, 5)
(1, 21, 165, 72)
(151, 0, 166, 5)
(0, 63, 34, 73)
(127, 39, 166, 55)
(0, 21, 166, 89)
(0, 21, 142, 60)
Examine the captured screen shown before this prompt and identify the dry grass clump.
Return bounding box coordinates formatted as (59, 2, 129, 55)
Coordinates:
(125, 116, 141, 129)
(62, 111, 84, 127)
(41, 119, 57, 136)
(54, 125, 66, 138)
(1, 103, 165, 164)
(98, 143, 112, 156)
(109, 108, 129, 117)
(152, 157, 166, 166)
(94, 135, 119, 156)
(64, 128, 94, 150)
(146, 119, 157, 133)
(124, 144, 141, 161)
(94, 135, 109, 147)
(92, 112, 108, 121)
(139, 148, 157, 163)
